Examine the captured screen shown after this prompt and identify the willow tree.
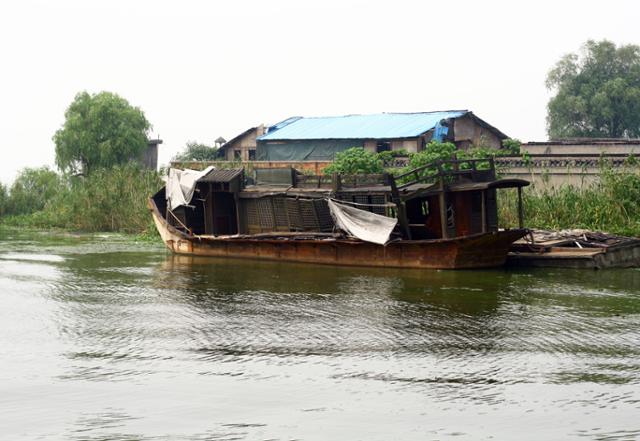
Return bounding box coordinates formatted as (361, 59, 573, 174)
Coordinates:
(546, 40, 640, 139)
(53, 91, 151, 174)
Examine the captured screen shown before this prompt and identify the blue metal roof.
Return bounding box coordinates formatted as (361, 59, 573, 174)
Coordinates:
(258, 111, 469, 140)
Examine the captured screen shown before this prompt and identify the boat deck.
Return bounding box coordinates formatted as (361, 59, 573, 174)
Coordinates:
(507, 230, 640, 269)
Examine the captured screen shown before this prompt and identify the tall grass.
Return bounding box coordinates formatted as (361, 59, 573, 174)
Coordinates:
(499, 166, 640, 237)
(2, 165, 163, 234)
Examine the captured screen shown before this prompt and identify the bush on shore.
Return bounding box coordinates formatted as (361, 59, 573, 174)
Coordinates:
(2, 167, 61, 216)
(1, 165, 163, 234)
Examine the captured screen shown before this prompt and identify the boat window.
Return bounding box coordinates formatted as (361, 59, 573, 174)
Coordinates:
(421, 200, 429, 216)
(447, 203, 455, 229)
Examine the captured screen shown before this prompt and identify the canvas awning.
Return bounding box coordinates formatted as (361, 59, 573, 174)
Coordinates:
(165, 166, 214, 210)
(327, 199, 397, 245)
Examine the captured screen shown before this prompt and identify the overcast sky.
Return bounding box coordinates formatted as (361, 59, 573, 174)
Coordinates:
(1, 0, 639, 184)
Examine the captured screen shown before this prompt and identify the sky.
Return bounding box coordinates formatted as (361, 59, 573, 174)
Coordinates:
(1, 0, 639, 184)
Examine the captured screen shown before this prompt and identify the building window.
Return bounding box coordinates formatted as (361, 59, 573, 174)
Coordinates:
(233, 150, 242, 160)
(248, 149, 256, 160)
(376, 141, 391, 153)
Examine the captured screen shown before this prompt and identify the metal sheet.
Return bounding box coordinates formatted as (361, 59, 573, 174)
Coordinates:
(198, 168, 244, 183)
(258, 111, 468, 141)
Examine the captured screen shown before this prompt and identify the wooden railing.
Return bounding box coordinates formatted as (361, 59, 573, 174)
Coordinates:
(289, 158, 495, 192)
(293, 173, 388, 190)
(394, 158, 495, 190)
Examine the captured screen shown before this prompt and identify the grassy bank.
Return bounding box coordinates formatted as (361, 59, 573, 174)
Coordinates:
(1, 165, 163, 236)
(499, 167, 640, 237)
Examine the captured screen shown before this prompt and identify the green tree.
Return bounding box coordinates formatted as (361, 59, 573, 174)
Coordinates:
(546, 40, 640, 138)
(173, 141, 219, 161)
(501, 138, 521, 155)
(7, 167, 60, 215)
(0, 182, 8, 217)
(407, 141, 457, 169)
(323, 147, 384, 175)
(53, 91, 151, 174)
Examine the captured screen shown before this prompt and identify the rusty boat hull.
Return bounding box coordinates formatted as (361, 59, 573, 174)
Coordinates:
(150, 198, 527, 270)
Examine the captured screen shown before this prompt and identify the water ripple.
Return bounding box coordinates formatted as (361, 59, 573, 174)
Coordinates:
(1, 233, 640, 440)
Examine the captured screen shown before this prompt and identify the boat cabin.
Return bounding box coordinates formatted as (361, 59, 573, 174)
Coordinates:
(152, 157, 528, 242)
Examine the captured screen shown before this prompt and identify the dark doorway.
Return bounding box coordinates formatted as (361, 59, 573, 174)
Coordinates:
(212, 192, 238, 235)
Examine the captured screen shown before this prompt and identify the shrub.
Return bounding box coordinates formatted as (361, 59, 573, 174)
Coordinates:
(324, 147, 384, 175)
(502, 138, 521, 155)
(43, 165, 163, 233)
(397, 141, 458, 180)
(6, 167, 60, 215)
(408, 141, 458, 170)
(2, 165, 163, 234)
(376, 149, 409, 165)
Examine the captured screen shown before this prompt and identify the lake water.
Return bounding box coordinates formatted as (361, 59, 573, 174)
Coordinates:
(1, 228, 639, 440)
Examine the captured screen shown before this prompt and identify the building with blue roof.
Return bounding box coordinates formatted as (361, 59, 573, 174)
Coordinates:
(255, 111, 508, 161)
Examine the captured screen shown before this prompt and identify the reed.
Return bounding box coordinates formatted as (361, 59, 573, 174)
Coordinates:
(2, 165, 163, 234)
(499, 166, 640, 237)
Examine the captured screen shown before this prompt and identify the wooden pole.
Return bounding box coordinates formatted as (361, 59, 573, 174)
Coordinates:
(481, 190, 487, 233)
(439, 177, 448, 239)
(234, 191, 241, 234)
(517, 186, 524, 228)
(439, 193, 448, 239)
(204, 183, 213, 234)
(332, 172, 340, 192)
(385, 172, 411, 239)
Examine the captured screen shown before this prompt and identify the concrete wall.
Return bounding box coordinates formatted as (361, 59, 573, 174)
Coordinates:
(363, 138, 418, 153)
(363, 140, 376, 153)
(523, 140, 640, 155)
(392, 139, 418, 152)
(496, 154, 637, 188)
(136, 139, 162, 170)
(224, 125, 265, 161)
(504, 141, 640, 188)
(453, 114, 502, 150)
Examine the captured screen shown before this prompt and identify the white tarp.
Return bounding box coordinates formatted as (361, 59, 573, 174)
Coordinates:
(166, 166, 215, 211)
(327, 199, 398, 245)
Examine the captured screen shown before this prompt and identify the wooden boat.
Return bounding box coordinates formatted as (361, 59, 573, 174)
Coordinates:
(149, 158, 530, 269)
(507, 230, 640, 269)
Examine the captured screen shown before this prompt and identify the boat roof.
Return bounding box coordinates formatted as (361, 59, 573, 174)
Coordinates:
(238, 178, 524, 200)
(448, 178, 530, 192)
(199, 168, 244, 183)
(240, 185, 331, 198)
